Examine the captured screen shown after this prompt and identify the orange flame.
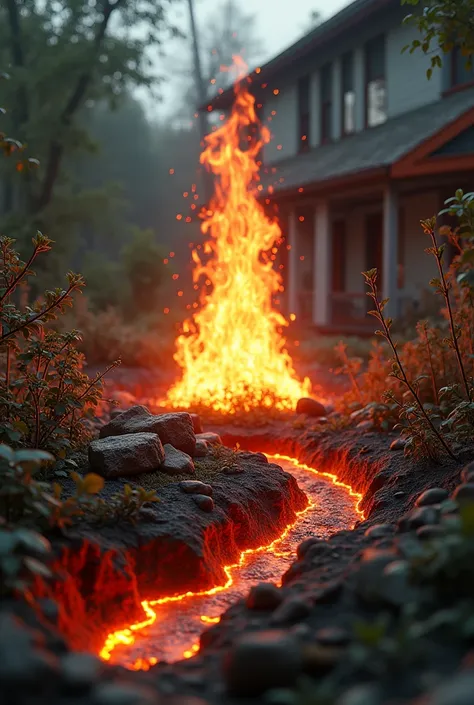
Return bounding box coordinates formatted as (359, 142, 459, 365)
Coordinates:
(98, 455, 364, 670)
(165, 59, 311, 414)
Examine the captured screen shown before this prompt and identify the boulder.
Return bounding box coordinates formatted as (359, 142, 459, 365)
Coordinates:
(296, 398, 326, 417)
(89, 433, 164, 479)
(100, 406, 196, 456)
(197, 431, 222, 446)
(415, 488, 449, 507)
(180, 480, 213, 496)
(452, 483, 474, 505)
(246, 583, 283, 611)
(161, 444, 195, 476)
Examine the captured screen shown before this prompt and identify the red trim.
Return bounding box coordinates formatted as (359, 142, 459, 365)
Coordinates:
(443, 79, 474, 98)
(391, 106, 474, 178)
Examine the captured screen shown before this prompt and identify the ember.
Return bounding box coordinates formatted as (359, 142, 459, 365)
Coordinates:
(164, 59, 311, 415)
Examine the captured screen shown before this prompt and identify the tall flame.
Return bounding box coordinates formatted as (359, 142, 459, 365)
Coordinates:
(165, 61, 311, 414)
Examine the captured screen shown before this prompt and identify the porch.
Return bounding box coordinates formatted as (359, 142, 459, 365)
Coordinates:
(281, 175, 473, 333)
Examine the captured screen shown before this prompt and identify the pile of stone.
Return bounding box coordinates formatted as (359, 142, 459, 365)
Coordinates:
(88, 405, 222, 480)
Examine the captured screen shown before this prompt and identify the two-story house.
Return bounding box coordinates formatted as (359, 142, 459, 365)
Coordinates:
(205, 0, 474, 333)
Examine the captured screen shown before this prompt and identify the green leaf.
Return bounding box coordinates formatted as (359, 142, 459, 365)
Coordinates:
(82, 473, 104, 495)
(0, 445, 15, 463)
(14, 449, 54, 465)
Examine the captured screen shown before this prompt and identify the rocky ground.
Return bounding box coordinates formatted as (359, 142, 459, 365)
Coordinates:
(2, 398, 474, 705)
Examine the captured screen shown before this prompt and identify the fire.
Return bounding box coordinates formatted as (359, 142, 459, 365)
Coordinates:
(165, 59, 311, 414)
(98, 455, 364, 670)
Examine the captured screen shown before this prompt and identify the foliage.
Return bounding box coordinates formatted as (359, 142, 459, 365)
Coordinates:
(402, 0, 474, 77)
(0, 234, 118, 454)
(121, 228, 167, 314)
(335, 190, 474, 460)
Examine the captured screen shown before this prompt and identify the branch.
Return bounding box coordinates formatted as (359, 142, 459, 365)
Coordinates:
(35, 0, 126, 213)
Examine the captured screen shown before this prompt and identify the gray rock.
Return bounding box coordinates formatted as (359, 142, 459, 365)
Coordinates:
(223, 630, 302, 696)
(270, 596, 312, 626)
(100, 406, 196, 456)
(89, 433, 164, 478)
(189, 413, 203, 434)
(192, 494, 214, 512)
(222, 465, 244, 475)
(452, 483, 474, 505)
(93, 683, 157, 705)
(296, 398, 326, 417)
(416, 488, 449, 507)
(390, 437, 406, 451)
(461, 462, 474, 483)
(297, 538, 329, 560)
(398, 506, 440, 532)
(239, 451, 268, 464)
(180, 480, 213, 496)
(394, 491, 405, 498)
(162, 444, 195, 475)
(0, 615, 59, 687)
(61, 652, 103, 691)
(194, 439, 208, 457)
(110, 407, 125, 419)
(315, 626, 350, 646)
(416, 525, 446, 541)
(430, 672, 474, 705)
(246, 582, 283, 611)
(197, 431, 222, 446)
(364, 524, 395, 539)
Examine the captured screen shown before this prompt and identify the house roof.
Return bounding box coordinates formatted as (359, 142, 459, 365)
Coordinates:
(203, 0, 395, 112)
(261, 87, 474, 197)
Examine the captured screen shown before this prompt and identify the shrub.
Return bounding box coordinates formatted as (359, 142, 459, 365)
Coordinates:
(335, 190, 474, 459)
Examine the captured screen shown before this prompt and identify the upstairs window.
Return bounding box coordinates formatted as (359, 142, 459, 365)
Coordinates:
(342, 51, 355, 135)
(451, 45, 474, 88)
(365, 35, 386, 127)
(320, 63, 333, 143)
(297, 75, 311, 152)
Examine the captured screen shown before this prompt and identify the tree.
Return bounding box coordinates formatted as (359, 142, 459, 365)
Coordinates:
(0, 0, 177, 226)
(402, 0, 474, 76)
(173, 0, 264, 120)
(121, 228, 166, 313)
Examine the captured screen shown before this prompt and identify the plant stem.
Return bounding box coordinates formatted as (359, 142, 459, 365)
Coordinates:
(429, 227, 471, 401)
(370, 279, 457, 461)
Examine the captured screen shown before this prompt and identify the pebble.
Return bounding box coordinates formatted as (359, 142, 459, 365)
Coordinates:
(196, 432, 222, 446)
(295, 398, 326, 417)
(297, 538, 329, 560)
(223, 630, 302, 696)
(398, 506, 440, 532)
(192, 494, 214, 512)
(270, 596, 312, 626)
(180, 480, 213, 496)
(222, 465, 244, 475)
(452, 483, 474, 505)
(193, 439, 208, 457)
(364, 524, 395, 539)
(416, 525, 446, 541)
(93, 683, 157, 705)
(246, 583, 283, 611)
(416, 488, 449, 507)
(60, 652, 103, 691)
(390, 437, 406, 451)
(394, 491, 405, 498)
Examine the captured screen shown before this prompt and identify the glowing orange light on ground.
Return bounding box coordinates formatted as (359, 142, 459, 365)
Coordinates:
(98, 455, 364, 671)
(164, 58, 311, 415)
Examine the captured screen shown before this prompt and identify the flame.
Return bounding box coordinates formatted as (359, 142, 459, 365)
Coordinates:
(165, 58, 311, 414)
(98, 455, 364, 670)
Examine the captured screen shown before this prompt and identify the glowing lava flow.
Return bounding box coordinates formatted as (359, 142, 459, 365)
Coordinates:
(98, 456, 364, 670)
(164, 60, 311, 414)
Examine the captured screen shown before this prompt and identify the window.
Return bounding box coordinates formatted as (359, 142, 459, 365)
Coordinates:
(320, 63, 332, 143)
(342, 52, 355, 135)
(332, 219, 346, 292)
(297, 75, 311, 152)
(451, 46, 474, 88)
(365, 35, 386, 127)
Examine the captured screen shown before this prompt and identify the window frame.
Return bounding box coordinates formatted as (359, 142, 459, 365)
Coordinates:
(341, 52, 355, 137)
(320, 62, 333, 144)
(364, 35, 387, 129)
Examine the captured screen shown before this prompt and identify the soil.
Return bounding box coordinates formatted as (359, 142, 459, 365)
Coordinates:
(3, 412, 474, 705)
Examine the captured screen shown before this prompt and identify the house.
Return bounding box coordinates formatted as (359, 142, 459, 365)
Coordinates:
(205, 0, 474, 333)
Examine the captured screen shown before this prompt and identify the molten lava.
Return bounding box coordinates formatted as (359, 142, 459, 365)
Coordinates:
(165, 61, 311, 414)
(98, 455, 364, 670)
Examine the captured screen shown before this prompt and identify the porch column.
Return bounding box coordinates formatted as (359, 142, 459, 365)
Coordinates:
(287, 209, 299, 316)
(312, 200, 331, 326)
(382, 183, 399, 319)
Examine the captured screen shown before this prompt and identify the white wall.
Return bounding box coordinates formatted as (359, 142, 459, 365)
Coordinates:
(262, 84, 298, 164)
